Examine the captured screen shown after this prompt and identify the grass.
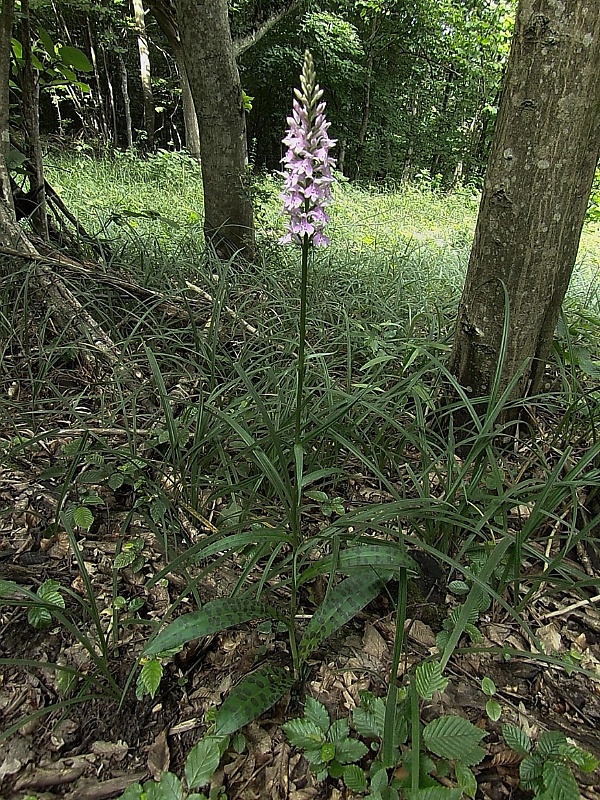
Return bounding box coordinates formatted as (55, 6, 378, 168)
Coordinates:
(1, 149, 600, 794)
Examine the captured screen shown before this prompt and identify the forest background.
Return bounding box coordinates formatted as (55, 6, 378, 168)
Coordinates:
(1, 2, 600, 800)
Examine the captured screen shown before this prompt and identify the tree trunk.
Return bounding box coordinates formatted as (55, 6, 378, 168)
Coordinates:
(119, 53, 134, 149)
(173, 40, 200, 160)
(0, 0, 15, 234)
(177, 0, 254, 260)
(449, 0, 600, 403)
(19, 0, 49, 240)
(132, 0, 155, 149)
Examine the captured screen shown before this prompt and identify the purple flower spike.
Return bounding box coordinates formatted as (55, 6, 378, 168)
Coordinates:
(280, 49, 336, 247)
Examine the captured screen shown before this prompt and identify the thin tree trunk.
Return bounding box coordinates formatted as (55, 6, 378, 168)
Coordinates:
(147, 0, 200, 159)
(177, 0, 254, 260)
(20, 0, 49, 240)
(118, 53, 134, 149)
(87, 19, 110, 141)
(102, 45, 118, 144)
(132, 0, 155, 149)
(0, 0, 15, 232)
(450, 0, 600, 403)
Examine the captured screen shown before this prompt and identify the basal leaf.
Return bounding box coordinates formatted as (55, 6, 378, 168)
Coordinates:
(415, 661, 448, 700)
(144, 599, 284, 656)
(298, 570, 389, 660)
(185, 737, 221, 790)
(422, 716, 486, 760)
(282, 718, 325, 749)
(299, 544, 418, 586)
(304, 696, 330, 734)
(215, 665, 293, 736)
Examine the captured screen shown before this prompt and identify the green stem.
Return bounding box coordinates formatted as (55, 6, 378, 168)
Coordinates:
(290, 232, 310, 677)
(382, 567, 408, 766)
(410, 677, 420, 793)
(294, 232, 310, 447)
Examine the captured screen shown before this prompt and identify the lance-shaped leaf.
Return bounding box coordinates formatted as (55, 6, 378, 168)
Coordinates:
(215, 665, 294, 736)
(298, 543, 418, 586)
(298, 569, 389, 661)
(144, 599, 286, 656)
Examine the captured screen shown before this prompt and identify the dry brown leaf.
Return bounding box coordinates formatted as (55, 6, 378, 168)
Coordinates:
(492, 749, 523, 767)
(405, 618, 436, 648)
(537, 622, 563, 655)
(147, 727, 170, 781)
(91, 740, 129, 761)
(363, 623, 388, 661)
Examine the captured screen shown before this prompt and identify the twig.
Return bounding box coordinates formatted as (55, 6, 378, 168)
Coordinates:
(543, 593, 600, 619)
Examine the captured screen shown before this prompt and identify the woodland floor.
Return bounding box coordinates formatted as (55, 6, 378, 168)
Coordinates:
(1, 217, 600, 799)
(1, 374, 600, 800)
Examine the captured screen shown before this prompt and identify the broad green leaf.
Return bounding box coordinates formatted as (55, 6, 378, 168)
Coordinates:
(185, 737, 221, 790)
(343, 763, 368, 793)
(144, 600, 284, 656)
(415, 661, 449, 700)
(321, 742, 336, 762)
(38, 28, 55, 57)
(138, 658, 163, 699)
(298, 570, 389, 660)
(485, 699, 501, 722)
(114, 550, 136, 570)
(327, 718, 350, 742)
(116, 785, 144, 800)
(215, 665, 293, 736)
(537, 730, 567, 759)
(519, 754, 544, 790)
(38, 579, 65, 607)
(459, 745, 486, 767)
(353, 705, 382, 740)
(422, 716, 486, 760)
(404, 789, 462, 800)
(27, 605, 52, 629)
(542, 759, 579, 800)
(334, 738, 368, 764)
(304, 696, 330, 734)
(454, 761, 477, 799)
(299, 544, 418, 585)
(282, 718, 325, 749)
(187, 795, 208, 800)
(56, 667, 77, 697)
(73, 506, 94, 529)
(563, 744, 598, 772)
(502, 724, 531, 755)
(158, 772, 183, 800)
(448, 580, 470, 595)
(58, 45, 93, 72)
(481, 677, 496, 696)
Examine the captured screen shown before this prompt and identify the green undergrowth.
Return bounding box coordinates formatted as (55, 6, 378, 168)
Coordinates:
(2, 150, 600, 798)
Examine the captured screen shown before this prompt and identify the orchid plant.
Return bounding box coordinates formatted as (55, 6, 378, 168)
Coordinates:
(280, 50, 336, 650)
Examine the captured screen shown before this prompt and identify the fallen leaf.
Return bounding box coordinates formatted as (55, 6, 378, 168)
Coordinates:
(147, 728, 170, 781)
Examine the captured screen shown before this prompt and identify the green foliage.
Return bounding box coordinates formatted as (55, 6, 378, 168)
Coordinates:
(283, 697, 368, 783)
(501, 725, 598, 800)
(27, 579, 65, 629)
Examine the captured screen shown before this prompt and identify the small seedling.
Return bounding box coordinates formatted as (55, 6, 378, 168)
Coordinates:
(481, 676, 502, 722)
(503, 724, 598, 800)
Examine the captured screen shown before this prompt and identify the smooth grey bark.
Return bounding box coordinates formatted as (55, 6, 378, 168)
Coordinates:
(177, 0, 254, 260)
(118, 53, 134, 149)
(450, 0, 600, 403)
(133, 0, 155, 149)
